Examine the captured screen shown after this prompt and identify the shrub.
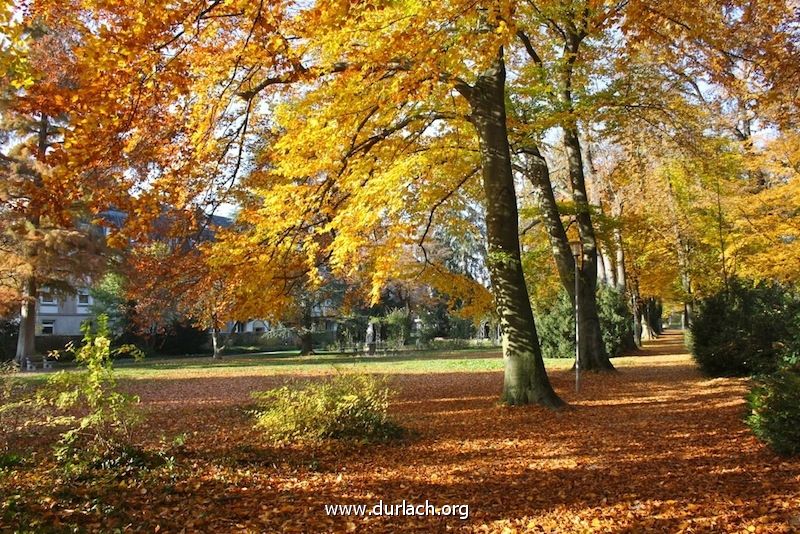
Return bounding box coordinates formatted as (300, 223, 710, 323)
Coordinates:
(535, 286, 634, 359)
(155, 321, 209, 355)
(222, 328, 297, 353)
(746, 368, 800, 456)
(37, 315, 144, 471)
(598, 286, 636, 357)
(252, 373, 403, 445)
(690, 280, 799, 376)
(535, 291, 574, 359)
(384, 307, 412, 348)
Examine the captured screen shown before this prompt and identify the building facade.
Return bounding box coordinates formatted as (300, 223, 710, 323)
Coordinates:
(36, 287, 94, 336)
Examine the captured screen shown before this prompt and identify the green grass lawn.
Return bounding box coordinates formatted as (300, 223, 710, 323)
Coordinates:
(17, 341, 691, 383)
(21, 347, 579, 381)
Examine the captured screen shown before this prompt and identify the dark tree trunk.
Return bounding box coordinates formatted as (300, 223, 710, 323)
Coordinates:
(465, 51, 563, 408)
(644, 297, 663, 336)
(299, 328, 314, 356)
(299, 331, 314, 356)
(632, 291, 643, 348)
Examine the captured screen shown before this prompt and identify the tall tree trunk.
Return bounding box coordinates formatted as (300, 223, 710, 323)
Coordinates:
(15, 278, 37, 365)
(631, 288, 643, 348)
(666, 177, 693, 327)
(523, 143, 611, 365)
(563, 127, 614, 371)
(211, 327, 223, 359)
(465, 51, 563, 407)
(558, 27, 614, 372)
(15, 115, 50, 366)
(604, 251, 617, 287)
(597, 247, 608, 286)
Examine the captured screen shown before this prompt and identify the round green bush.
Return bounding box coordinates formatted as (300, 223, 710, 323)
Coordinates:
(690, 280, 799, 376)
(598, 286, 637, 357)
(535, 286, 634, 359)
(747, 368, 800, 456)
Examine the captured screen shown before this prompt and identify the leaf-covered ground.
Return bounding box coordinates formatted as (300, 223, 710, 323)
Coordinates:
(3, 332, 799, 533)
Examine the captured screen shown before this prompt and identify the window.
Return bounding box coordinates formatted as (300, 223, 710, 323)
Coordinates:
(77, 290, 91, 306)
(40, 291, 55, 304)
(41, 320, 55, 335)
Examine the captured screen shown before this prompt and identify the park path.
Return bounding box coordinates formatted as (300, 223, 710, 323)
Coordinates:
(113, 330, 800, 533)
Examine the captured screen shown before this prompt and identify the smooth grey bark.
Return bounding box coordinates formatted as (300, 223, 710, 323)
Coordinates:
(554, 25, 614, 372)
(605, 251, 617, 288)
(522, 143, 615, 370)
(15, 278, 37, 364)
(211, 327, 225, 359)
(521, 145, 576, 293)
(614, 227, 626, 291)
(464, 51, 563, 408)
(632, 290, 643, 348)
(597, 248, 608, 286)
(516, 27, 612, 370)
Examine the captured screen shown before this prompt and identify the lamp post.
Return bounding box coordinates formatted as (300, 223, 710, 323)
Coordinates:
(569, 240, 582, 393)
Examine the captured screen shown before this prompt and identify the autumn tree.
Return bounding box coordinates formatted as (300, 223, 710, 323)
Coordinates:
(0, 20, 106, 363)
(24, 0, 564, 406)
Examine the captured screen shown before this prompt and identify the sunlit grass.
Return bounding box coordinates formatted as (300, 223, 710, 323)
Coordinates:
(18, 338, 694, 382)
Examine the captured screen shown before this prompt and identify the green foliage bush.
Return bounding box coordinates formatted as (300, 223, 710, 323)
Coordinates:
(690, 280, 799, 376)
(416, 304, 475, 343)
(384, 307, 412, 348)
(746, 368, 800, 456)
(535, 291, 573, 359)
(535, 286, 634, 359)
(598, 286, 636, 357)
(252, 373, 403, 445)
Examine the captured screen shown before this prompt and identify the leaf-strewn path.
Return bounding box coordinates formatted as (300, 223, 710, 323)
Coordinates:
(5, 332, 800, 533)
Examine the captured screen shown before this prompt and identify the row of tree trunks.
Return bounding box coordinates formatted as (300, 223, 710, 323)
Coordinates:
(584, 142, 624, 292)
(665, 175, 695, 327)
(521, 142, 613, 371)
